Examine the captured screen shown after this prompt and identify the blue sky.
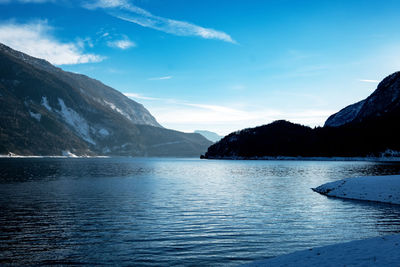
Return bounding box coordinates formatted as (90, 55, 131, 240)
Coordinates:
(1, 0, 400, 135)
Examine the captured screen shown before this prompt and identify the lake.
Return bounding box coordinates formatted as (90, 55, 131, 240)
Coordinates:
(1, 158, 400, 266)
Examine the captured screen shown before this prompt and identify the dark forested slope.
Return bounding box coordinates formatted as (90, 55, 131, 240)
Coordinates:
(204, 72, 400, 159)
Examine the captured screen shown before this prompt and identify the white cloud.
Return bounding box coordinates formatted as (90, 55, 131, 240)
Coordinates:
(148, 76, 172, 81)
(76, 37, 94, 49)
(123, 92, 332, 135)
(0, 21, 104, 65)
(152, 104, 332, 135)
(84, 0, 236, 43)
(84, 0, 127, 9)
(107, 37, 135, 49)
(359, 79, 380, 83)
(184, 103, 243, 114)
(0, 0, 55, 3)
(123, 92, 160, 100)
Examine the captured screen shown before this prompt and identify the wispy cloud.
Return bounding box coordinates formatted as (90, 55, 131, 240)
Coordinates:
(152, 103, 332, 135)
(359, 79, 380, 83)
(93, 29, 137, 50)
(84, 0, 126, 9)
(0, 21, 104, 65)
(148, 76, 172, 81)
(123, 92, 160, 100)
(184, 103, 242, 114)
(107, 36, 135, 50)
(84, 0, 236, 43)
(76, 37, 94, 49)
(0, 0, 55, 3)
(123, 92, 332, 135)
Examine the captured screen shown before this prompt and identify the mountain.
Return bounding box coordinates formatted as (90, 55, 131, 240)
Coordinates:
(0, 43, 212, 157)
(203, 72, 400, 159)
(194, 130, 223, 143)
(325, 71, 400, 127)
(324, 100, 365, 127)
(203, 121, 315, 158)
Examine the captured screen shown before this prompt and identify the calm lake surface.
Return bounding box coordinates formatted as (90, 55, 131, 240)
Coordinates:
(1, 158, 400, 266)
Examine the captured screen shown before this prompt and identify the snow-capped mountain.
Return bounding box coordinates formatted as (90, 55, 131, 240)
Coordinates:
(194, 130, 223, 143)
(0, 43, 211, 156)
(325, 71, 400, 127)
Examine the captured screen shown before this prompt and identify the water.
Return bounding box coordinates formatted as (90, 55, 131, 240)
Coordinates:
(1, 158, 400, 266)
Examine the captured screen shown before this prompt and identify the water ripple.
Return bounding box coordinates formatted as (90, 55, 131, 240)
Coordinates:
(1, 158, 400, 265)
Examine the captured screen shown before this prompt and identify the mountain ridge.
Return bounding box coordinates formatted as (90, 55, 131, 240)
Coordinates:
(194, 130, 223, 143)
(203, 71, 400, 159)
(0, 43, 212, 157)
(325, 71, 400, 127)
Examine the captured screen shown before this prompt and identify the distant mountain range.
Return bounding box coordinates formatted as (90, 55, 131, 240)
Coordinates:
(194, 130, 223, 143)
(203, 71, 400, 159)
(0, 43, 212, 157)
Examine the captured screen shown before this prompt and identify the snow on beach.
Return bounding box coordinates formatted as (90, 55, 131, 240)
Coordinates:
(244, 175, 400, 266)
(243, 235, 400, 267)
(313, 175, 400, 205)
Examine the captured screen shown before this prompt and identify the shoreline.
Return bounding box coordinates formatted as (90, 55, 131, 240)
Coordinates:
(3, 154, 400, 161)
(242, 234, 400, 266)
(312, 175, 400, 205)
(0, 154, 110, 159)
(3, 154, 400, 162)
(203, 155, 400, 162)
(243, 174, 400, 266)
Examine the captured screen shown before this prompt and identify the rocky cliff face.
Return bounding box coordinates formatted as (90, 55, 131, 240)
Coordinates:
(325, 71, 400, 127)
(0, 43, 161, 128)
(0, 43, 211, 156)
(324, 100, 365, 127)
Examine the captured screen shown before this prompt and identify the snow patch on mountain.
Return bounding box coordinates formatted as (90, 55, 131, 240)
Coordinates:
(29, 111, 41, 121)
(41, 96, 52, 111)
(57, 98, 95, 145)
(61, 150, 78, 157)
(103, 100, 131, 121)
(98, 128, 110, 137)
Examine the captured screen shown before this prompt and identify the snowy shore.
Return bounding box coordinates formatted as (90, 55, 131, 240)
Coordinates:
(244, 175, 400, 266)
(313, 175, 400, 205)
(243, 235, 400, 267)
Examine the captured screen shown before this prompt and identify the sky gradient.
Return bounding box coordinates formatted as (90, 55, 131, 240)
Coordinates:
(1, 0, 400, 135)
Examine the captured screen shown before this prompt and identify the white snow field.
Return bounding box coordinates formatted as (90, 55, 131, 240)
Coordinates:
(313, 175, 400, 205)
(243, 235, 400, 267)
